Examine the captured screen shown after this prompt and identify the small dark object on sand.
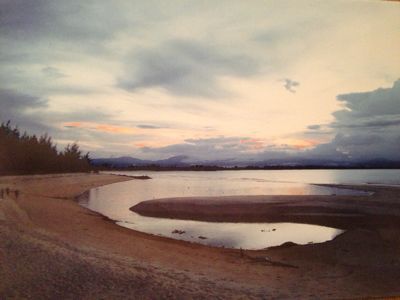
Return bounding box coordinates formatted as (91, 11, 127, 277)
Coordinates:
(198, 236, 207, 240)
(272, 228, 276, 231)
(172, 229, 185, 234)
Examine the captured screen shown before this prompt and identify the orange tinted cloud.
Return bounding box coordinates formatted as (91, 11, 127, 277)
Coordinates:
(135, 142, 147, 148)
(240, 138, 265, 150)
(64, 122, 83, 127)
(274, 138, 317, 150)
(63, 122, 135, 134)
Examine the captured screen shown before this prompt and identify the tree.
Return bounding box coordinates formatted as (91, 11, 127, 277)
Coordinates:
(0, 121, 91, 174)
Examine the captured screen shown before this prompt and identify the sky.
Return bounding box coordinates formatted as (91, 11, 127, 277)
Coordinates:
(1, 0, 399, 162)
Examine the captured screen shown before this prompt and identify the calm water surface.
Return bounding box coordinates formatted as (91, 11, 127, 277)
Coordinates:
(79, 169, 400, 249)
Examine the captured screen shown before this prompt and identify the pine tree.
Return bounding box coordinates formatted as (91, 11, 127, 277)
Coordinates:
(0, 121, 91, 174)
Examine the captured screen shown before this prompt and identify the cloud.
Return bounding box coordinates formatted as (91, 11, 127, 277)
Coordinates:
(308, 79, 400, 161)
(335, 79, 400, 119)
(307, 124, 321, 130)
(63, 122, 135, 134)
(281, 78, 300, 93)
(0, 0, 129, 98)
(140, 79, 400, 162)
(140, 136, 265, 160)
(0, 64, 98, 97)
(1, 1, 399, 161)
(140, 136, 321, 163)
(136, 124, 164, 129)
(0, 88, 131, 152)
(0, 88, 50, 132)
(330, 79, 400, 132)
(117, 39, 259, 98)
(0, 0, 123, 42)
(332, 117, 400, 129)
(0, 88, 113, 129)
(41, 66, 66, 79)
(0, 89, 47, 111)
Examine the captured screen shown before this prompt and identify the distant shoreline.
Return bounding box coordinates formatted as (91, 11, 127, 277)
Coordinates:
(94, 166, 400, 172)
(2, 166, 399, 176)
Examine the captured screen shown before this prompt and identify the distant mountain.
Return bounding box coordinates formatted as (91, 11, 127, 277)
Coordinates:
(91, 156, 151, 167)
(156, 155, 189, 165)
(91, 155, 400, 169)
(91, 155, 190, 168)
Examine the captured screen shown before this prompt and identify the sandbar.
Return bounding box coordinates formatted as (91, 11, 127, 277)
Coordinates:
(131, 186, 400, 229)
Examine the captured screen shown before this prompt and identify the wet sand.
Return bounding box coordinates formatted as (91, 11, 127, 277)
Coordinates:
(1, 173, 400, 299)
(131, 186, 400, 229)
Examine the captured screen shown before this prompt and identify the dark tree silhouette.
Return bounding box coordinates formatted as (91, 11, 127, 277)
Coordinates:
(0, 121, 91, 174)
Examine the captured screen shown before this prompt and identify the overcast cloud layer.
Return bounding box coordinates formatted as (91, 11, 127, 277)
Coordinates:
(0, 0, 399, 162)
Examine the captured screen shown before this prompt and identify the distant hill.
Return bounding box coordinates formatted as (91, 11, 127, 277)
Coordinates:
(91, 155, 190, 168)
(91, 155, 400, 169)
(91, 156, 152, 167)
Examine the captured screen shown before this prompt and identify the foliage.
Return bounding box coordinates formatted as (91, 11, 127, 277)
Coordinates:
(0, 121, 91, 174)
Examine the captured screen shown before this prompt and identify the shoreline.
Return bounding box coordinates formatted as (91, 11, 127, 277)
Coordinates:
(1, 173, 400, 298)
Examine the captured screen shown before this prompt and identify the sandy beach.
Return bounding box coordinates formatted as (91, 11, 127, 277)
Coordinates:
(131, 186, 400, 229)
(1, 173, 400, 299)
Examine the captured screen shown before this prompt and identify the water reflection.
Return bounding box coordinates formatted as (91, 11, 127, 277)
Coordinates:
(117, 219, 342, 249)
